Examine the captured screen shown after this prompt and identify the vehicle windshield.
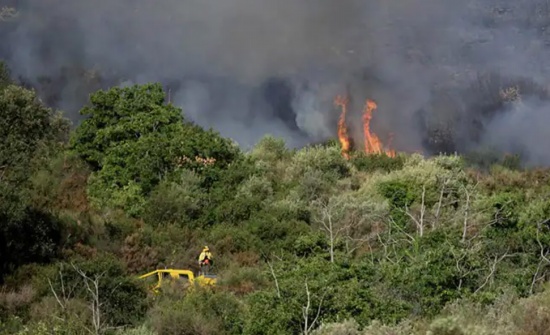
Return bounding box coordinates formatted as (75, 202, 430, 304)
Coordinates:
(142, 273, 159, 286)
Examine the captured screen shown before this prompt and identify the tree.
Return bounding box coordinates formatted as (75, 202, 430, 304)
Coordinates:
(0, 84, 69, 183)
(302, 280, 326, 335)
(0, 83, 69, 282)
(311, 193, 375, 263)
(70, 83, 240, 215)
(311, 196, 348, 263)
(47, 257, 147, 331)
(70, 83, 184, 171)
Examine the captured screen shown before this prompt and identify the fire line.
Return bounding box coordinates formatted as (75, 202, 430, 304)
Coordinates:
(334, 95, 351, 160)
(335, 95, 395, 159)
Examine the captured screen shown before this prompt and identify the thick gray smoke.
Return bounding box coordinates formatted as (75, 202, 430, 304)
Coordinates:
(482, 97, 550, 167)
(2, 0, 550, 163)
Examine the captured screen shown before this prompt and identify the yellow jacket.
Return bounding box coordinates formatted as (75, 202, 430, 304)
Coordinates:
(198, 250, 212, 263)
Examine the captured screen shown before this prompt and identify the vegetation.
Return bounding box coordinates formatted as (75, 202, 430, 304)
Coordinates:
(2, 61, 550, 335)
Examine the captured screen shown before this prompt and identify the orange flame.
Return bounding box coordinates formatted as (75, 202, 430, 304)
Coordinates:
(334, 95, 351, 159)
(386, 132, 397, 157)
(334, 95, 395, 158)
(362, 99, 395, 157)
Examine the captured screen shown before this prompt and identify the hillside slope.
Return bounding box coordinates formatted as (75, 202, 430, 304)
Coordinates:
(1, 77, 550, 335)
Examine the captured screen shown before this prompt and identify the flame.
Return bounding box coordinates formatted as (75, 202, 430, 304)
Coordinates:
(362, 99, 396, 157)
(334, 95, 351, 159)
(386, 132, 397, 157)
(335, 95, 395, 159)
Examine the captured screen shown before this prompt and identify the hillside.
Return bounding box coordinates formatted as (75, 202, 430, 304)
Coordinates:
(1, 65, 550, 335)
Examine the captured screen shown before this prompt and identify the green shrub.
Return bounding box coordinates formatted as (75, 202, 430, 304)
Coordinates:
(285, 145, 351, 182)
(150, 289, 244, 335)
(0, 208, 63, 282)
(144, 169, 205, 227)
(350, 153, 405, 173)
(426, 317, 464, 335)
(311, 319, 361, 335)
(116, 325, 157, 335)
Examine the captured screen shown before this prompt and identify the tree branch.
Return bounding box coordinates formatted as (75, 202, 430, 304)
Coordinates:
(536, 220, 550, 264)
(71, 263, 108, 335)
(433, 179, 449, 230)
(302, 280, 326, 335)
(266, 259, 281, 298)
(302, 280, 311, 335)
(474, 250, 513, 294)
(48, 277, 65, 310)
(530, 253, 548, 294)
(461, 182, 478, 243)
(403, 184, 425, 237)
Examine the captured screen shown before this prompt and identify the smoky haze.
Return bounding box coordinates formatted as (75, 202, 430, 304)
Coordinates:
(2, 0, 550, 163)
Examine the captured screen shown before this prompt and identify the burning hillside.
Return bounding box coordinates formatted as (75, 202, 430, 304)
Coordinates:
(335, 95, 396, 159)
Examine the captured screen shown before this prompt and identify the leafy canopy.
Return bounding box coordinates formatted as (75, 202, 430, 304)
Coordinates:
(0, 84, 69, 180)
(70, 82, 240, 215)
(0, 81, 69, 282)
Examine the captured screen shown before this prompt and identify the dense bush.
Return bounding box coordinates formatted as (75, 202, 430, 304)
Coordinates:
(350, 153, 405, 173)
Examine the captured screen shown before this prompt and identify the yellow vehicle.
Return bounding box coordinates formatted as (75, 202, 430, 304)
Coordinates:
(138, 268, 217, 294)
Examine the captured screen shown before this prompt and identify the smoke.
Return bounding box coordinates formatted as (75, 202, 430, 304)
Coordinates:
(2, 0, 550, 163)
(482, 98, 550, 166)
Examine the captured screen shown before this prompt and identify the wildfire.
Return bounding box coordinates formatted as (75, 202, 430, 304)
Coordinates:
(362, 99, 396, 157)
(334, 95, 351, 159)
(335, 96, 395, 159)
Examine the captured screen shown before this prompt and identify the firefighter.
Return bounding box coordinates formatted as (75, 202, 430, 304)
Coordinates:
(198, 246, 213, 275)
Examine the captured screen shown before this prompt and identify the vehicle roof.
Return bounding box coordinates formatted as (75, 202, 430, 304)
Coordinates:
(138, 269, 195, 278)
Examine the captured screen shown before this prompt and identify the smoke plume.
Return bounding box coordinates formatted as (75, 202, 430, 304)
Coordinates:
(2, 0, 550, 163)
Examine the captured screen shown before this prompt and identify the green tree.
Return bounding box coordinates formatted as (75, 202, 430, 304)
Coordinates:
(0, 84, 69, 184)
(0, 83, 69, 282)
(70, 83, 184, 171)
(71, 83, 240, 215)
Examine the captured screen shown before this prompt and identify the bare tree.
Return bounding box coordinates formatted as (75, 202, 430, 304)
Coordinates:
(72, 264, 108, 335)
(474, 250, 518, 294)
(342, 210, 386, 257)
(48, 263, 121, 335)
(48, 269, 76, 313)
(370, 216, 413, 265)
(461, 182, 479, 243)
(404, 185, 426, 237)
(446, 240, 482, 290)
(312, 196, 348, 263)
(530, 219, 550, 293)
(266, 259, 281, 299)
(433, 178, 450, 230)
(311, 195, 371, 263)
(302, 280, 326, 335)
